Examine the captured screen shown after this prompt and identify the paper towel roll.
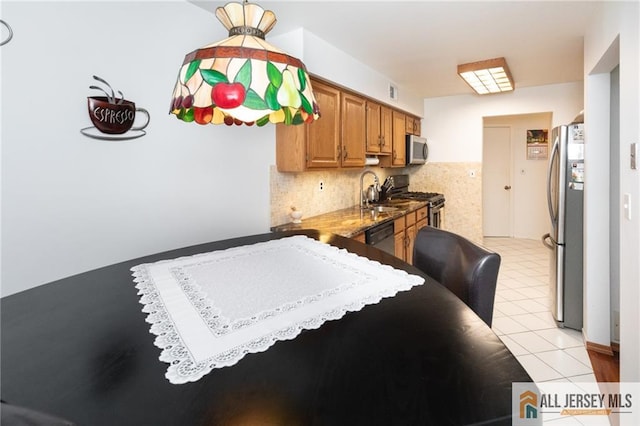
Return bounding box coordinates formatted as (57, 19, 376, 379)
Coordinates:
(365, 156, 380, 166)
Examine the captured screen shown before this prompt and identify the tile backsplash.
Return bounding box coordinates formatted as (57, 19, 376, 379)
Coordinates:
(407, 162, 483, 244)
(270, 162, 483, 244)
(270, 166, 393, 227)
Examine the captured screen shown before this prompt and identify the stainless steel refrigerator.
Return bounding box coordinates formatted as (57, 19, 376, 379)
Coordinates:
(542, 122, 585, 330)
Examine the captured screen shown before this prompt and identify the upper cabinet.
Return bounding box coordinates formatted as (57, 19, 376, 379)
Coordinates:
(341, 92, 366, 168)
(379, 110, 407, 168)
(303, 80, 341, 169)
(391, 110, 407, 166)
(366, 101, 392, 155)
(276, 77, 421, 172)
(276, 79, 365, 171)
(276, 80, 340, 171)
(405, 115, 421, 136)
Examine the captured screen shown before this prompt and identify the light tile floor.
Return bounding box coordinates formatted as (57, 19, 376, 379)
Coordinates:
(483, 237, 597, 384)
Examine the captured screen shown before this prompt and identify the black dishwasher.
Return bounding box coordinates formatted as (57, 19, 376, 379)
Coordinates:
(364, 221, 396, 256)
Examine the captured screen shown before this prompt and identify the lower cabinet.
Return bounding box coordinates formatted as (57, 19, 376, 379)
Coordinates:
(394, 207, 428, 263)
(352, 206, 428, 262)
(416, 207, 428, 231)
(394, 223, 405, 260)
(394, 214, 415, 263)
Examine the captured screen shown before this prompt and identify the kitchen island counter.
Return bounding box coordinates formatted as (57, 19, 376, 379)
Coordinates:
(271, 200, 427, 238)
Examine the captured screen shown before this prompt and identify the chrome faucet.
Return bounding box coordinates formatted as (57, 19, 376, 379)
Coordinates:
(359, 170, 380, 209)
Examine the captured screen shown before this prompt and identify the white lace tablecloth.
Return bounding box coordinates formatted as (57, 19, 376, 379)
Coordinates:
(131, 235, 425, 384)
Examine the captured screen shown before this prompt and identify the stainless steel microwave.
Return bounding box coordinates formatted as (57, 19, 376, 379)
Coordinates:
(406, 135, 429, 165)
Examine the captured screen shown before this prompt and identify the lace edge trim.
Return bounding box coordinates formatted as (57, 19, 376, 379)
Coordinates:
(130, 235, 425, 384)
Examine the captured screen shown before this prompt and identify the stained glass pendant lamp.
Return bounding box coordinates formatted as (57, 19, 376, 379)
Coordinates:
(169, 1, 320, 126)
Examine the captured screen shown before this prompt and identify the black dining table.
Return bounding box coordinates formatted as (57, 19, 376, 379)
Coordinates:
(1, 230, 531, 425)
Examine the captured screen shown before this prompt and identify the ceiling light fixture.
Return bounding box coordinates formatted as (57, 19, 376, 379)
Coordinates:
(169, 1, 320, 127)
(457, 57, 514, 95)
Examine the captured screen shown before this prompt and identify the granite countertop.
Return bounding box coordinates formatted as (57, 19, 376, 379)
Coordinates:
(271, 200, 428, 238)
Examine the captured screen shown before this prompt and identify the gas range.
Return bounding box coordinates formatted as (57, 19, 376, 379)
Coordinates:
(383, 174, 445, 208)
(393, 191, 445, 208)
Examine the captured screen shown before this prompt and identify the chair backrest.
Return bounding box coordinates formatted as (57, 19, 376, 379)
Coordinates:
(412, 227, 501, 327)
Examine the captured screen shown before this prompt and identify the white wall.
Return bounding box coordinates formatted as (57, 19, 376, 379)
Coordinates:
(423, 83, 583, 163)
(271, 29, 424, 116)
(1, 1, 277, 296)
(583, 0, 639, 382)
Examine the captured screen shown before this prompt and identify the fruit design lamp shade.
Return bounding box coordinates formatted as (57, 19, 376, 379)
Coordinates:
(169, 1, 320, 126)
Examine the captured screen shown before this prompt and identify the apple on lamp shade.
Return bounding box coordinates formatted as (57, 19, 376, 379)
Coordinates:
(168, 1, 320, 127)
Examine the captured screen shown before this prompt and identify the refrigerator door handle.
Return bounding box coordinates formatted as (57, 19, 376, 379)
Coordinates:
(546, 135, 560, 223)
(542, 233, 555, 250)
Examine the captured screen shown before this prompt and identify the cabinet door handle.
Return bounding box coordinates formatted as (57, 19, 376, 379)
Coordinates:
(343, 148, 348, 160)
(393, 150, 397, 159)
(381, 136, 385, 147)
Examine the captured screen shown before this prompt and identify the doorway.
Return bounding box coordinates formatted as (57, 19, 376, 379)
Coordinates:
(483, 126, 511, 237)
(483, 113, 553, 239)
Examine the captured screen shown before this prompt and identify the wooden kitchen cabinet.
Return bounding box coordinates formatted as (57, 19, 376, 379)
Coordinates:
(405, 116, 414, 134)
(394, 215, 406, 260)
(416, 207, 428, 231)
(306, 81, 341, 168)
(276, 76, 424, 172)
(276, 80, 340, 171)
(405, 223, 417, 264)
(413, 117, 422, 136)
(341, 92, 366, 168)
(276, 79, 365, 171)
(404, 210, 417, 264)
(393, 209, 419, 263)
(391, 110, 407, 166)
(380, 107, 393, 154)
(405, 115, 422, 136)
(366, 101, 392, 155)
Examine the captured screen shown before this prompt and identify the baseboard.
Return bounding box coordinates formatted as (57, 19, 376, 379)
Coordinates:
(611, 342, 620, 354)
(586, 340, 614, 356)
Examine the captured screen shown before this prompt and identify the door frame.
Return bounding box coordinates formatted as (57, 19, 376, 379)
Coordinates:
(482, 124, 514, 237)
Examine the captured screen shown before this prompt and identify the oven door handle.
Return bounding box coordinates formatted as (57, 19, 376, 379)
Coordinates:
(428, 203, 443, 228)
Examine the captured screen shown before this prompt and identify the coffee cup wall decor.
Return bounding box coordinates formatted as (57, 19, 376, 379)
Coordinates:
(80, 75, 150, 140)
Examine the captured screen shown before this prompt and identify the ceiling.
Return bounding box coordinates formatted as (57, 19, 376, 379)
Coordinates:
(191, 1, 601, 99)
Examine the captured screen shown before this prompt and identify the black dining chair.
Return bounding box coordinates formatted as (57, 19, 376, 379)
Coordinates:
(412, 226, 501, 327)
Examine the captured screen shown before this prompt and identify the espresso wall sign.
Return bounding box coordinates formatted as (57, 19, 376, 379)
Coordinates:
(81, 75, 150, 140)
